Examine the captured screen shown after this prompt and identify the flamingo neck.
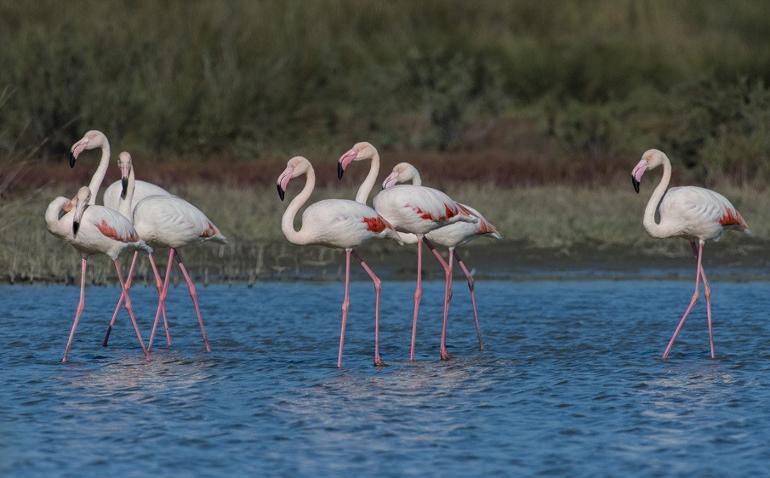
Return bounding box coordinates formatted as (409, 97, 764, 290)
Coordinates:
(87, 140, 111, 205)
(45, 197, 71, 238)
(410, 171, 422, 186)
(119, 167, 136, 219)
(281, 165, 315, 245)
(643, 155, 673, 238)
(355, 150, 380, 204)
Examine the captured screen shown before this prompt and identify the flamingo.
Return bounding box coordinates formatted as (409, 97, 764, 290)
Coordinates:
(338, 143, 476, 361)
(382, 162, 502, 359)
(69, 131, 173, 345)
(101, 153, 171, 348)
(277, 155, 400, 367)
(107, 153, 227, 353)
(45, 185, 151, 362)
(631, 149, 750, 359)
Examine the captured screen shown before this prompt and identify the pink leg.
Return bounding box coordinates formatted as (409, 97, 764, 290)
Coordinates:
(455, 251, 484, 351)
(699, 257, 716, 359)
(103, 251, 138, 346)
(337, 249, 352, 368)
(149, 249, 175, 352)
(409, 236, 424, 361)
(662, 241, 704, 360)
(175, 251, 211, 352)
(147, 253, 172, 346)
(62, 257, 88, 363)
(112, 259, 148, 358)
(352, 250, 383, 367)
(425, 239, 452, 361)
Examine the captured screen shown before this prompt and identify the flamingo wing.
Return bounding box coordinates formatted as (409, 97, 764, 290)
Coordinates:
(87, 206, 140, 243)
(134, 196, 224, 245)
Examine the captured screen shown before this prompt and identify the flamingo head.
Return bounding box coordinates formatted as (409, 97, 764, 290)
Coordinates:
(631, 149, 666, 193)
(277, 156, 311, 201)
(337, 141, 377, 179)
(69, 130, 107, 168)
(118, 152, 133, 199)
(382, 162, 420, 189)
(72, 186, 91, 236)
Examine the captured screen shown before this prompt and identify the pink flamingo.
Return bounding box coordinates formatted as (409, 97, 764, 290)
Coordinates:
(382, 162, 501, 359)
(631, 149, 750, 359)
(69, 131, 173, 346)
(107, 153, 227, 353)
(277, 155, 400, 367)
(45, 185, 151, 362)
(338, 143, 476, 362)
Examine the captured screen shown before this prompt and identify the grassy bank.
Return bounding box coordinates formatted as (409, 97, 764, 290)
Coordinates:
(3, 181, 767, 284)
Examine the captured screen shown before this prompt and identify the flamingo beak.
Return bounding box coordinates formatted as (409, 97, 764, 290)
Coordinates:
(120, 162, 130, 199)
(337, 149, 357, 180)
(69, 140, 88, 167)
(631, 159, 647, 194)
(276, 167, 293, 201)
(382, 172, 398, 190)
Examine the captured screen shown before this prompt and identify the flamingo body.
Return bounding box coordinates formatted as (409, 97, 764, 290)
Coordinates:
(133, 195, 226, 249)
(654, 186, 748, 241)
(373, 185, 474, 235)
(292, 198, 395, 248)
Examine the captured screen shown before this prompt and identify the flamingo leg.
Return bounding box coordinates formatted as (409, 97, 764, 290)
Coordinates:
(694, 245, 716, 359)
(147, 252, 172, 346)
(149, 249, 175, 352)
(337, 248, 352, 368)
(409, 236, 424, 362)
(352, 250, 383, 367)
(425, 239, 452, 361)
(175, 250, 211, 353)
(662, 241, 704, 360)
(62, 257, 88, 363)
(112, 259, 148, 359)
(103, 251, 138, 347)
(455, 250, 484, 351)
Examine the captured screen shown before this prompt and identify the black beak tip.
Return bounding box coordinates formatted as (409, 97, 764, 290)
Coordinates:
(337, 162, 344, 180)
(121, 178, 128, 199)
(277, 184, 285, 201)
(69, 153, 76, 168)
(631, 175, 640, 194)
(73, 221, 80, 236)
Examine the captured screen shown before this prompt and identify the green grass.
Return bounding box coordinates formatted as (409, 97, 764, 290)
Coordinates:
(3, 181, 765, 283)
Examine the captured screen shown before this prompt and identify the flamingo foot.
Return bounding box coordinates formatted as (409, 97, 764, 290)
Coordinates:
(440, 348, 451, 361)
(374, 355, 385, 367)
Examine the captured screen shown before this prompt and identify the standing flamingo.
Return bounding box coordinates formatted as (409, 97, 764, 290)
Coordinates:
(382, 162, 501, 359)
(69, 131, 172, 345)
(631, 149, 750, 359)
(107, 154, 227, 353)
(338, 143, 476, 361)
(277, 155, 400, 367)
(102, 153, 171, 348)
(45, 186, 151, 362)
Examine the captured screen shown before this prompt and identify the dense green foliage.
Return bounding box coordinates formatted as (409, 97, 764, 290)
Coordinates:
(1, 0, 770, 181)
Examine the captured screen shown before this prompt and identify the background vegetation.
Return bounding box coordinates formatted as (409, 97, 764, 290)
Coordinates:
(1, 0, 770, 183)
(1, 0, 770, 281)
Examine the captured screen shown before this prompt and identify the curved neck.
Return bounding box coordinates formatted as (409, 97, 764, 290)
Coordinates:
(45, 197, 70, 237)
(281, 166, 315, 245)
(355, 150, 380, 204)
(410, 171, 422, 186)
(87, 140, 111, 205)
(643, 156, 672, 238)
(119, 167, 135, 219)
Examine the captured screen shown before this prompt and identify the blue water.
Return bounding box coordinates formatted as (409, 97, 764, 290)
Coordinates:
(2, 279, 770, 476)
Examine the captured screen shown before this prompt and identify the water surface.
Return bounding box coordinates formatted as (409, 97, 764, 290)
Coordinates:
(2, 279, 770, 476)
